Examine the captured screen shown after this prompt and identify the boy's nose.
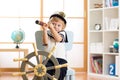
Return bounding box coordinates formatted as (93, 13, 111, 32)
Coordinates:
(54, 25, 57, 28)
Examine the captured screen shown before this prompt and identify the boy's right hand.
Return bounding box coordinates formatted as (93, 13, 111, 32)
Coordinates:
(41, 23, 48, 30)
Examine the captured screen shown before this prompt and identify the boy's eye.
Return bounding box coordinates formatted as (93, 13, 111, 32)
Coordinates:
(52, 23, 56, 26)
(58, 25, 61, 27)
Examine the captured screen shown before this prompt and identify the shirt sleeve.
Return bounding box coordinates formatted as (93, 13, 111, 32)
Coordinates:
(59, 30, 68, 43)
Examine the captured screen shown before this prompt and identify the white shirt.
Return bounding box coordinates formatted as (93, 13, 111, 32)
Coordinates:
(44, 31, 67, 60)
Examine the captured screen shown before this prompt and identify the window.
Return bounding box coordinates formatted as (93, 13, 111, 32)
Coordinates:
(0, 0, 87, 71)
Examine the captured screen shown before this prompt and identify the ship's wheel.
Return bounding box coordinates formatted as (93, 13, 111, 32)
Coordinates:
(21, 51, 60, 80)
(13, 45, 67, 80)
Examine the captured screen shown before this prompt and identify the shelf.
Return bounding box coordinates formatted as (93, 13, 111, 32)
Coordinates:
(104, 53, 119, 56)
(89, 8, 103, 11)
(103, 30, 119, 32)
(88, 0, 120, 78)
(104, 6, 119, 9)
(89, 30, 103, 32)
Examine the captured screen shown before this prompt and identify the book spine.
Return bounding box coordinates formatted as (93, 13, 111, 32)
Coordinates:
(90, 56, 96, 73)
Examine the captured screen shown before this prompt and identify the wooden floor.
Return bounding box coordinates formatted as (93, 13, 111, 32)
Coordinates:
(0, 72, 119, 80)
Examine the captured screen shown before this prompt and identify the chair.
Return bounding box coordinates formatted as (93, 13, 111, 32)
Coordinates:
(35, 30, 75, 80)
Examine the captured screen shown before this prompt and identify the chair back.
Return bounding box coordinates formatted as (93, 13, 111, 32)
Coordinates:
(64, 31, 73, 51)
(35, 30, 44, 50)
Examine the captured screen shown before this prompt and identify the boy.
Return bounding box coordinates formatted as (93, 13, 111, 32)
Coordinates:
(41, 11, 68, 80)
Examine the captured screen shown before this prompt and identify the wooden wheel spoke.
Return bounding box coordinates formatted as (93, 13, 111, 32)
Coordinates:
(47, 64, 67, 70)
(37, 77, 44, 80)
(54, 63, 68, 69)
(43, 75, 48, 80)
(46, 73, 57, 80)
(26, 70, 34, 74)
(39, 77, 44, 80)
(32, 75, 44, 80)
(27, 61, 35, 67)
(42, 58, 49, 65)
(47, 66, 55, 71)
(32, 75, 38, 80)
(36, 55, 40, 64)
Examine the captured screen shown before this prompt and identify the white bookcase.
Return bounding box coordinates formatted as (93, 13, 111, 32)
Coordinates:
(88, 0, 120, 78)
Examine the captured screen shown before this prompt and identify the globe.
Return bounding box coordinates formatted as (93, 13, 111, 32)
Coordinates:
(11, 29, 25, 44)
(113, 38, 119, 53)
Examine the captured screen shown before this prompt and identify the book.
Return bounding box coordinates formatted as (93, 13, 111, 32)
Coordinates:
(105, 0, 111, 7)
(90, 56, 96, 73)
(112, 0, 119, 6)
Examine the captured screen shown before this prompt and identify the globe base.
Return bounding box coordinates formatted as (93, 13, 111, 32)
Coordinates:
(16, 44, 19, 49)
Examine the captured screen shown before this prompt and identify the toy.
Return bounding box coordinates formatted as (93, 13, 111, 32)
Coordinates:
(94, 3, 103, 8)
(13, 43, 67, 80)
(113, 38, 119, 53)
(11, 28, 25, 48)
(109, 64, 116, 76)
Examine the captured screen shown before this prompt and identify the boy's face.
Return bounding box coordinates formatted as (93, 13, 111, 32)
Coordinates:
(51, 20, 64, 32)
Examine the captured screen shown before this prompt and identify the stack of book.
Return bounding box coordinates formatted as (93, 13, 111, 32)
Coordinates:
(90, 56, 103, 74)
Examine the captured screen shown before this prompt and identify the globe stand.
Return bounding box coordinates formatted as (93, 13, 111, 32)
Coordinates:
(15, 43, 20, 49)
(16, 44, 19, 49)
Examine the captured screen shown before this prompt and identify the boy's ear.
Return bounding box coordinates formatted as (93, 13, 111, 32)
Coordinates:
(62, 26, 66, 29)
